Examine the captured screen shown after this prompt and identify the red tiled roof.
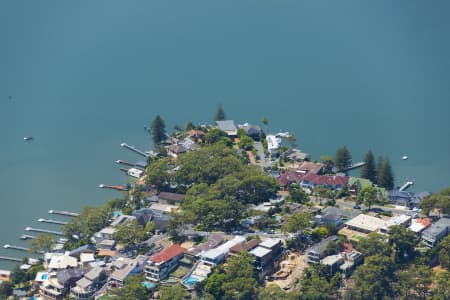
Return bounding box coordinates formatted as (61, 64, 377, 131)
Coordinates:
(298, 161, 324, 174)
(417, 218, 432, 228)
(302, 173, 349, 186)
(278, 171, 306, 186)
(151, 244, 187, 264)
(188, 130, 205, 137)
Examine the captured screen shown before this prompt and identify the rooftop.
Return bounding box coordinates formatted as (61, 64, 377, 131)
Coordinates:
(345, 214, 386, 232)
(321, 254, 343, 265)
(409, 218, 432, 233)
(249, 246, 272, 258)
(158, 192, 185, 203)
(422, 218, 450, 238)
(298, 161, 324, 175)
(383, 214, 411, 229)
(302, 173, 349, 186)
(229, 239, 260, 254)
(259, 238, 281, 249)
(150, 244, 187, 264)
(306, 235, 338, 255)
(216, 120, 237, 132)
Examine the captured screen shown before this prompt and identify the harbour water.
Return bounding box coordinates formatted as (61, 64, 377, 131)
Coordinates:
(1, 1, 450, 268)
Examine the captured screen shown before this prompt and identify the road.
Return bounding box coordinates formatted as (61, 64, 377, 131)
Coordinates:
(336, 199, 414, 216)
(253, 141, 271, 168)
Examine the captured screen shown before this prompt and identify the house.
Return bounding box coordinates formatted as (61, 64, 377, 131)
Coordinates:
(297, 161, 324, 175)
(216, 120, 238, 136)
(158, 192, 185, 205)
(187, 129, 205, 140)
(249, 246, 273, 281)
(421, 218, 450, 248)
(314, 214, 343, 228)
(306, 235, 338, 264)
(229, 239, 260, 256)
(145, 244, 187, 282)
(47, 254, 78, 271)
(79, 253, 95, 268)
(343, 214, 386, 234)
(409, 218, 432, 236)
(259, 238, 283, 259)
(388, 190, 432, 207)
(285, 149, 309, 162)
(108, 255, 147, 288)
(70, 268, 107, 300)
(320, 206, 360, 221)
(379, 214, 412, 234)
(127, 168, 144, 179)
(110, 214, 136, 227)
(97, 239, 116, 251)
(188, 233, 226, 257)
(200, 236, 246, 265)
(321, 254, 344, 275)
(301, 173, 349, 190)
(239, 123, 261, 141)
(40, 269, 85, 300)
(94, 227, 116, 242)
(149, 203, 179, 213)
(266, 135, 281, 156)
(339, 250, 364, 278)
(278, 170, 305, 188)
(132, 207, 172, 232)
(168, 144, 187, 159)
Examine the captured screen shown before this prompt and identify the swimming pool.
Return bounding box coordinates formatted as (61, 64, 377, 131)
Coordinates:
(141, 281, 155, 289)
(41, 274, 48, 280)
(183, 276, 199, 286)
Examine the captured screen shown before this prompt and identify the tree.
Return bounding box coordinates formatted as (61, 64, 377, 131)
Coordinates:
(438, 235, 450, 270)
(394, 265, 433, 299)
(150, 115, 166, 145)
(300, 267, 333, 300)
(204, 128, 228, 144)
(432, 270, 450, 300)
(239, 135, 254, 150)
(349, 255, 396, 300)
(112, 275, 153, 300)
(360, 149, 376, 183)
(356, 232, 391, 257)
(0, 281, 13, 297)
(214, 103, 226, 121)
(376, 156, 394, 190)
(146, 157, 174, 191)
(29, 233, 56, 254)
(185, 121, 195, 131)
(261, 116, 269, 132)
(282, 212, 312, 233)
(357, 186, 378, 210)
(203, 271, 227, 299)
(320, 155, 334, 174)
(113, 219, 146, 247)
(238, 175, 279, 204)
(288, 184, 309, 204)
(160, 284, 188, 300)
(420, 188, 450, 217)
(335, 146, 352, 171)
(388, 225, 417, 262)
(258, 284, 300, 300)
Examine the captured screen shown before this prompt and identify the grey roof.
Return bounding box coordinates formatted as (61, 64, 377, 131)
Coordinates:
(76, 277, 93, 290)
(216, 120, 237, 132)
(306, 235, 338, 255)
(321, 207, 359, 220)
(422, 218, 450, 238)
(84, 267, 104, 281)
(322, 214, 342, 222)
(57, 269, 85, 285)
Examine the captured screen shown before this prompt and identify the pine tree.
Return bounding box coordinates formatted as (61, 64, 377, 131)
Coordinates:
(335, 146, 352, 171)
(361, 149, 376, 183)
(151, 115, 166, 145)
(377, 156, 394, 190)
(214, 104, 226, 121)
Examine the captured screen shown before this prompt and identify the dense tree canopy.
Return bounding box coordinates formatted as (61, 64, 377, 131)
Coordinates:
(29, 233, 56, 254)
(282, 212, 312, 233)
(111, 275, 153, 300)
(356, 186, 378, 210)
(360, 149, 376, 183)
(112, 219, 147, 247)
(160, 284, 188, 300)
(150, 115, 166, 145)
(356, 232, 391, 257)
(388, 225, 417, 263)
(420, 187, 450, 217)
(335, 146, 352, 171)
(376, 156, 394, 190)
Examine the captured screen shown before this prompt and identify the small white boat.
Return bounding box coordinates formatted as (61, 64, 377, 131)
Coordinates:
(402, 155, 408, 160)
(23, 136, 33, 141)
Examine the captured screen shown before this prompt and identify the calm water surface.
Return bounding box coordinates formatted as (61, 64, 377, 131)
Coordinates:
(1, 0, 449, 268)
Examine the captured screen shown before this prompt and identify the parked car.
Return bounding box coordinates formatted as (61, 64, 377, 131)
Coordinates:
(371, 208, 384, 213)
(353, 205, 361, 209)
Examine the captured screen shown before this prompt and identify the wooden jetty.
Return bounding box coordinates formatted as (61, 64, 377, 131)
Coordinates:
(20, 234, 35, 240)
(25, 227, 63, 236)
(0, 256, 22, 262)
(4, 244, 29, 252)
(399, 181, 414, 192)
(38, 218, 67, 225)
(98, 184, 129, 191)
(116, 160, 135, 167)
(120, 143, 148, 158)
(341, 162, 366, 172)
(48, 210, 79, 217)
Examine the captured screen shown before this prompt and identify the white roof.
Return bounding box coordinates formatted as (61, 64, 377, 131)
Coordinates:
(345, 214, 386, 232)
(100, 227, 116, 235)
(266, 135, 281, 150)
(321, 254, 343, 265)
(249, 246, 272, 258)
(201, 236, 245, 260)
(48, 255, 78, 270)
(80, 253, 95, 263)
(259, 238, 281, 249)
(150, 203, 179, 213)
(383, 215, 411, 228)
(409, 219, 428, 233)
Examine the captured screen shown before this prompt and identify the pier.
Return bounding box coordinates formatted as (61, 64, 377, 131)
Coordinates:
(48, 210, 79, 217)
(341, 162, 366, 172)
(38, 218, 67, 225)
(116, 160, 135, 167)
(4, 244, 29, 252)
(0, 256, 22, 262)
(399, 181, 414, 192)
(98, 184, 129, 191)
(25, 227, 63, 236)
(20, 234, 35, 240)
(120, 143, 148, 158)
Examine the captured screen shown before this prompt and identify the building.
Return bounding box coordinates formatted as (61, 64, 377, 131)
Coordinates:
(127, 168, 144, 179)
(158, 192, 185, 205)
(277, 171, 306, 188)
(339, 250, 364, 278)
(70, 268, 106, 300)
(344, 214, 386, 234)
(297, 161, 324, 175)
(239, 124, 261, 141)
(40, 269, 85, 300)
(168, 144, 188, 159)
(108, 256, 147, 288)
(306, 235, 338, 264)
(421, 218, 450, 248)
(216, 120, 238, 136)
(301, 173, 349, 191)
(259, 238, 283, 259)
(266, 135, 281, 156)
(321, 254, 344, 275)
(188, 233, 226, 257)
(379, 214, 412, 234)
(314, 214, 343, 228)
(47, 254, 78, 271)
(229, 239, 260, 256)
(249, 246, 273, 280)
(388, 190, 432, 207)
(200, 236, 246, 265)
(285, 149, 309, 162)
(145, 244, 187, 282)
(408, 218, 432, 236)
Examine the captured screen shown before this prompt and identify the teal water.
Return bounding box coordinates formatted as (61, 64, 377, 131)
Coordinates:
(1, 1, 450, 268)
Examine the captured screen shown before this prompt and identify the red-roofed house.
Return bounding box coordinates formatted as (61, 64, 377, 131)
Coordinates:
(278, 171, 306, 188)
(145, 245, 187, 282)
(301, 174, 349, 190)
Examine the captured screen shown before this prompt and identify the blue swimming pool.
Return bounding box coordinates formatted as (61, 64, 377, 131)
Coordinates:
(183, 276, 199, 286)
(141, 281, 155, 289)
(41, 274, 48, 280)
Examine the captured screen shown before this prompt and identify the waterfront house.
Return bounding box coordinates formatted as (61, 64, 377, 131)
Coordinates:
(266, 135, 281, 156)
(216, 120, 238, 136)
(388, 190, 432, 207)
(127, 168, 144, 179)
(408, 218, 432, 237)
(145, 244, 187, 282)
(40, 269, 85, 300)
(168, 144, 187, 159)
(285, 148, 309, 162)
(306, 235, 338, 264)
(158, 192, 185, 205)
(94, 227, 116, 242)
(239, 123, 261, 141)
(278, 170, 306, 188)
(297, 161, 324, 175)
(71, 267, 107, 300)
(301, 173, 349, 191)
(421, 218, 450, 248)
(47, 254, 78, 271)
